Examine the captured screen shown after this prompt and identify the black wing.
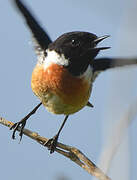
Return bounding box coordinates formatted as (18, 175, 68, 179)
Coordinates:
(13, 0, 52, 53)
(91, 57, 137, 81)
(93, 57, 137, 72)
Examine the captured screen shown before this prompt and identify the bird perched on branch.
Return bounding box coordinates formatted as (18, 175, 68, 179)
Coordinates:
(10, 0, 137, 153)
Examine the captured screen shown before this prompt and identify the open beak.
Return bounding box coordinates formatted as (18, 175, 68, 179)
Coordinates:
(80, 35, 110, 58)
(93, 35, 110, 51)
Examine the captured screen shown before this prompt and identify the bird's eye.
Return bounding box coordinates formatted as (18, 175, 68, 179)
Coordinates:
(71, 39, 80, 47)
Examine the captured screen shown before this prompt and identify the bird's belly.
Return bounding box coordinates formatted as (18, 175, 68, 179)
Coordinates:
(38, 92, 88, 114)
(31, 63, 92, 114)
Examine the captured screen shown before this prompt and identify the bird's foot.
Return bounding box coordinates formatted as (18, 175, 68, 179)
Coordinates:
(44, 134, 59, 154)
(10, 118, 27, 141)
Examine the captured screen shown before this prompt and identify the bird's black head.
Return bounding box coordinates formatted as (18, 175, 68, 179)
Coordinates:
(48, 31, 109, 76)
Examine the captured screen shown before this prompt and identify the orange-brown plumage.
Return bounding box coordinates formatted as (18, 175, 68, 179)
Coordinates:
(31, 63, 91, 114)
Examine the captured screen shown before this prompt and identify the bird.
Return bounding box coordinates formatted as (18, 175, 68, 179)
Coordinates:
(10, 0, 137, 153)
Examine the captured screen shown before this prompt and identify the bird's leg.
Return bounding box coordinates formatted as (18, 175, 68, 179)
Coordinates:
(10, 102, 42, 141)
(45, 115, 69, 154)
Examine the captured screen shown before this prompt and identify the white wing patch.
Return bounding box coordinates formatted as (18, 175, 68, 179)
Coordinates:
(80, 65, 93, 82)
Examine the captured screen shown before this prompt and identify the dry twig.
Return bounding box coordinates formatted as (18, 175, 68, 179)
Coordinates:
(0, 117, 111, 180)
(98, 99, 137, 174)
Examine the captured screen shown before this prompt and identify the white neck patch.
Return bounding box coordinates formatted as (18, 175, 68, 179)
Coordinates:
(42, 49, 69, 70)
(38, 49, 93, 81)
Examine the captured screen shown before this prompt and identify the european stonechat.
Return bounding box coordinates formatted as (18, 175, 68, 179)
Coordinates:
(10, 0, 137, 153)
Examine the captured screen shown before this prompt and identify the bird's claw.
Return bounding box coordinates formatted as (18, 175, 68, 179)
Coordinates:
(44, 134, 59, 154)
(10, 119, 26, 141)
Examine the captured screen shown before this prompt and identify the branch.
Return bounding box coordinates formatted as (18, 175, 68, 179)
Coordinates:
(0, 117, 111, 180)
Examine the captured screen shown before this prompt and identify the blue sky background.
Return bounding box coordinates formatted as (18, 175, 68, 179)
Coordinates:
(0, 0, 137, 180)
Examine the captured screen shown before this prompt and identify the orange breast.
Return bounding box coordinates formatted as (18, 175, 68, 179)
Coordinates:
(31, 63, 91, 114)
